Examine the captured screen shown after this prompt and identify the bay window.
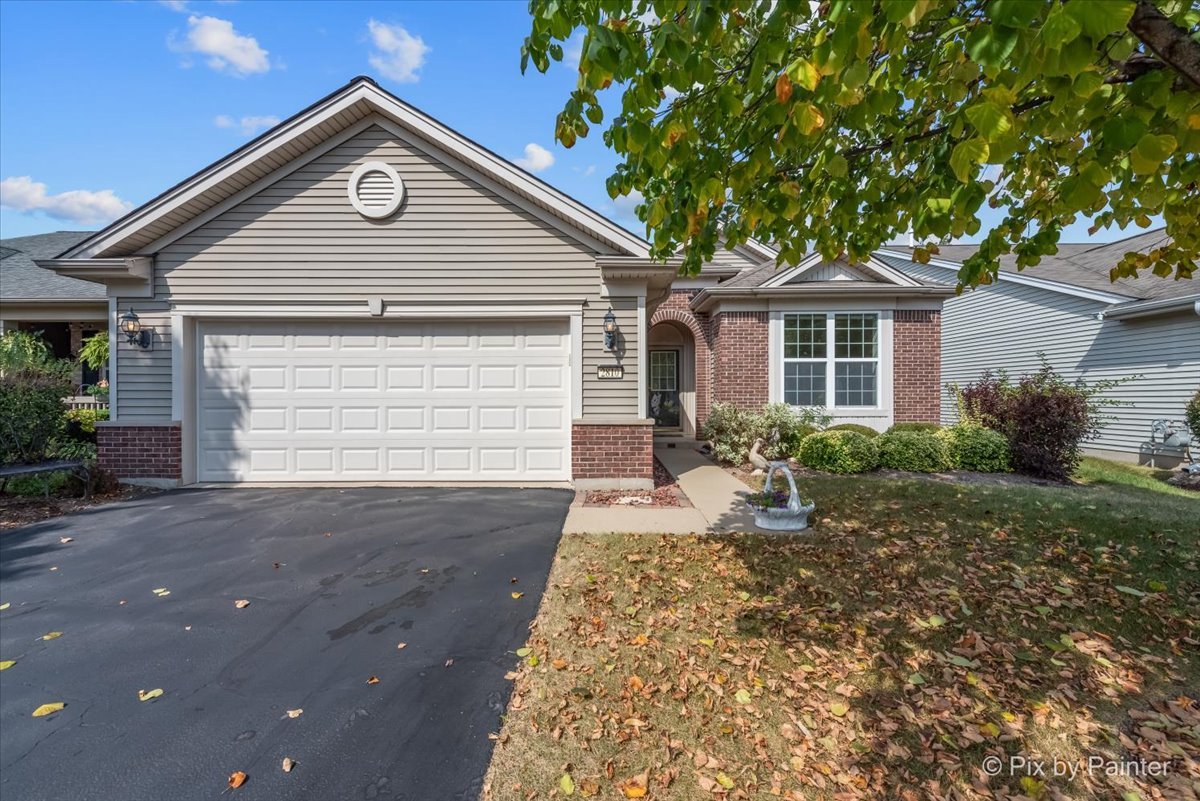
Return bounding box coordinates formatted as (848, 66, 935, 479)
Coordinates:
(782, 312, 879, 408)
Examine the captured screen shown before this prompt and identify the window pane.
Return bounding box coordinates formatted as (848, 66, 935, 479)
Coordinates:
(783, 314, 826, 359)
(649, 351, 676, 391)
(784, 362, 826, 406)
(835, 362, 877, 406)
(834, 313, 878, 358)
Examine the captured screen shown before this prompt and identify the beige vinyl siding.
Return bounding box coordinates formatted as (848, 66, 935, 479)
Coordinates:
(895, 259, 1200, 461)
(115, 124, 640, 421)
(114, 301, 172, 422)
(582, 297, 639, 416)
(702, 244, 767, 274)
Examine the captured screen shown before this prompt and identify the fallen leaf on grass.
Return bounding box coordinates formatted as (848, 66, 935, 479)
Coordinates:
(138, 688, 163, 702)
(559, 773, 575, 795)
(0, 660, 15, 671)
(32, 702, 65, 717)
(285, 709, 302, 718)
(552, 658, 568, 670)
(511, 592, 524, 599)
(716, 772, 735, 789)
(281, 757, 295, 773)
(366, 676, 380, 685)
(228, 771, 247, 789)
(234, 600, 250, 609)
(60, 537, 73, 544)
(41, 631, 63, 641)
(618, 772, 649, 798)
(829, 702, 849, 717)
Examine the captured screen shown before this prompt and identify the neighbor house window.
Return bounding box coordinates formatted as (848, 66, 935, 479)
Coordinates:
(782, 312, 879, 407)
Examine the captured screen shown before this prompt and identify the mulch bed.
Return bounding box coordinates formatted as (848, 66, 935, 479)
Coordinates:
(0, 485, 159, 531)
(1167, 470, 1200, 492)
(582, 456, 691, 508)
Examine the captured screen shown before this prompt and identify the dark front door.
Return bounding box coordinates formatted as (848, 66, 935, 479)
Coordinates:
(648, 349, 680, 428)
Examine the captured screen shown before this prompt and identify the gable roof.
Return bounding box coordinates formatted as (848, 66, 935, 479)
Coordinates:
(879, 228, 1193, 302)
(718, 253, 942, 290)
(0, 231, 104, 300)
(58, 76, 650, 260)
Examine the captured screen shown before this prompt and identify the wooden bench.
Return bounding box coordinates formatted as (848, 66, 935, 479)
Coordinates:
(0, 460, 90, 500)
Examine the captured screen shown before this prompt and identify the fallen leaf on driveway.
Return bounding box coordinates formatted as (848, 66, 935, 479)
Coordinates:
(184, 626, 192, 631)
(511, 592, 524, 599)
(366, 675, 380, 685)
(0, 603, 9, 610)
(445, 659, 454, 668)
(32, 702, 65, 717)
(228, 771, 247, 789)
(234, 600, 250, 609)
(153, 588, 170, 597)
(0, 660, 15, 671)
(281, 757, 295, 773)
(138, 688, 163, 702)
(60, 537, 73, 544)
(49, 567, 58, 571)
(285, 709, 302, 718)
(396, 642, 407, 650)
(41, 631, 63, 641)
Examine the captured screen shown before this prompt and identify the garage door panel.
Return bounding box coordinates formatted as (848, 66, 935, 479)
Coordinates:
(197, 319, 570, 482)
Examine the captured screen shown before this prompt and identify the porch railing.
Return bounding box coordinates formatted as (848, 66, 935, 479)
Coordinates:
(64, 395, 108, 411)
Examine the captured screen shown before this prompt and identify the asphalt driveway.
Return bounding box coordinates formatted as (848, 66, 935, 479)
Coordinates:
(0, 486, 571, 801)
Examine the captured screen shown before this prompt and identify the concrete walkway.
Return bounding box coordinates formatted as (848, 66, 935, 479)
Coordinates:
(563, 440, 762, 534)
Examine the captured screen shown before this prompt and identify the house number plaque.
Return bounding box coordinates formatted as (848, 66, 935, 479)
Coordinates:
(597, 365, 624, 380)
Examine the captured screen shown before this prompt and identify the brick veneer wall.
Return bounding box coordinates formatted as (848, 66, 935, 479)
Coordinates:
(97, 424, 182, 481)
(893, 309, 942, 423)
(651, 289, 714, 433)
(571, 422, 654, 481)
(712, 311, 769, 408)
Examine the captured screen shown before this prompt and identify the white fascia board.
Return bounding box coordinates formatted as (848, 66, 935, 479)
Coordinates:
(874, 249, 1135, 304)
(170, 300, 585, 318)
(1102, 293, 1200, 320)
(760, 253, 825, 287)
(65, 80, 650, 260)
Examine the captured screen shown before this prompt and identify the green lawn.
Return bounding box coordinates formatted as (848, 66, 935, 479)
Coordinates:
(485, 464, 1198, 800)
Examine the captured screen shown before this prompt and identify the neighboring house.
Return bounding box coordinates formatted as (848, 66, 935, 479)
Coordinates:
(0, 230, 108, 389)
(38, 76, 950, 488)
(875, 230, 1199, 466)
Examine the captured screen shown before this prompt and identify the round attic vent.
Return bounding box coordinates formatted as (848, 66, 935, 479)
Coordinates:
(348, 161, 405, 219)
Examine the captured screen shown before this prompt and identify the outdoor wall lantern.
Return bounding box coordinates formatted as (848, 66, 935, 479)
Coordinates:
(603, 308, 618, 351)
(120, 308, 151, 349)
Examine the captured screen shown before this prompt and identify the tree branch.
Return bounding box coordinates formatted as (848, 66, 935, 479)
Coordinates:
(1126, 0, 1200, 91)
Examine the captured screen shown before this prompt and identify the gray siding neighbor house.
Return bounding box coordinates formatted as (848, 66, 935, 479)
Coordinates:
(877, 229, 1199, 466)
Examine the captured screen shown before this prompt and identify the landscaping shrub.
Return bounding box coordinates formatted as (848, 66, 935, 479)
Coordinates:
(796, 430, 878, 473)
(875, 429, 952, 472)
(0, 331, 73, 466)
(824, 423, 879, 438)
(937, 423, 1011, 472)
(701, 402, 828, 464)
(953, 363, 1121, 481)
(65, 407, 109, 439)
(1186, 388, 1200, 440)
(887, 421, 941, 434)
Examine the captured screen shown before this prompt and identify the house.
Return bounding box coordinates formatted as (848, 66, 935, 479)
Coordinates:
(876, 230, 1199, 466)
(0, 230, 108, 389)
(37, 76, 949, 488)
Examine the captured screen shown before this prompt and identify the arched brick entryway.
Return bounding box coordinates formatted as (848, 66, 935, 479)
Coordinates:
(649, 306, 711, 437)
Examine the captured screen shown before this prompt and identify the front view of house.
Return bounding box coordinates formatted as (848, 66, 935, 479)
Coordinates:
(40, 77, 946, 489)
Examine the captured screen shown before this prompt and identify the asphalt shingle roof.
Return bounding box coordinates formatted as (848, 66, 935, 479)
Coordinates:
(0, 231, 103, 300)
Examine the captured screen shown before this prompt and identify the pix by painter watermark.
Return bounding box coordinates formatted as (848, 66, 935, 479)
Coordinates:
(981, 754, 1174, 781)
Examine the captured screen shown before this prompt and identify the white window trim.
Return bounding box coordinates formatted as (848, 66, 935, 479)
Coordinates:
(769, 308, 894, 425)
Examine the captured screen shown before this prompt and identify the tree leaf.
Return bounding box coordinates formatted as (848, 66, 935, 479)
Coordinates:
(794, 103, 825, 136)
(0, 660, 15, 671)
(829, 701, 849, 717)
(786, 58, 820, 91)
(234, 599, 250, 609)
(511, 592, 524, 599)
(138, 688, 163, 702)
(965, 23, 1019, 66)
(734, 688, 752, 704)
(964, 102, 1012, 140)
(228, 771, 247, 789)
(716, 771, 735, 789)
(0, 602, 9, 611)
(1115, 585, 1147, 597)
(950, 138, 989, 182)
(41, 631, 63, 641)
(559, 773, 576, 795)
(927, 614, 947, 627)
(515, 647, 532, 657)
(366, 675, 381, 684)
(775, 73, 793, 104)
(281, 757, 295, 773)
(908, 672, 926, 685)
(32, 702, 65, 717)
(285, 708, 303, 718)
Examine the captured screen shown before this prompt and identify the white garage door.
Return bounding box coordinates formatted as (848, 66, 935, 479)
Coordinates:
(197, 319, 571, 482)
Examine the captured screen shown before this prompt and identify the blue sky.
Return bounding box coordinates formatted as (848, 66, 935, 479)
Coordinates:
(0, 0, 1135, 245)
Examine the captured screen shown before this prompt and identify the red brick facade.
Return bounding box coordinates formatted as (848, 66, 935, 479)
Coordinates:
(571, 422, 654, 483)
(892, 309, 942, 423)
(712, 311, 770, 408)
(97, 424, 182, 481)
(650, 289, 714, 432)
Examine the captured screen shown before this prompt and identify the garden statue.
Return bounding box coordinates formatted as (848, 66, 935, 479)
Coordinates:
(744, 461, 816, 532)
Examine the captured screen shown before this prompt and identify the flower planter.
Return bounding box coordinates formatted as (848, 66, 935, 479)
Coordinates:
(745, 461, 816, 532)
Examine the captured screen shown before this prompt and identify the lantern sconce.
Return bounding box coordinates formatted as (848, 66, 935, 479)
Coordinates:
(602, 308, 618, 351)
(119, 308, 151, 349)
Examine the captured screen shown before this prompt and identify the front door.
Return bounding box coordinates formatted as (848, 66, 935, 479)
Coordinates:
(648, 350, 680, 428)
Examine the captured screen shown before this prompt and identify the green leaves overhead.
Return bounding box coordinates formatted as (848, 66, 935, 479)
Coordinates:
(523, 0, 1200, 286)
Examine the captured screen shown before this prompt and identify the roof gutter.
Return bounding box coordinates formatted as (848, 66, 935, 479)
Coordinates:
(1099, 293, 1200, 320)
(35, 256, 153, 284)
(690, 283, 956, 313)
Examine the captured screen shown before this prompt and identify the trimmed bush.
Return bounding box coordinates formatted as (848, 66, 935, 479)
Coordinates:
(0, 332, 73, 466)
(937, 423, 1011, 472)
(887, 421, 941, 434)
(876, 430, 952, 472)
(824, 423, 879, 438)
(1186, 389, 1200, 440)
(797, 430, 878, 473)
(65, 407, 109, 438)
(701, 402, 829, 464)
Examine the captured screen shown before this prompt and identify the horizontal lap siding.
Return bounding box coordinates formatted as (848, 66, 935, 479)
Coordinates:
(117, 124, 639, 421)
(900, 261, 1200, 458)
(115, 301, 173, 422)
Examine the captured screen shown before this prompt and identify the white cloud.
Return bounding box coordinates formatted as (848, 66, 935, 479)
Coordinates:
(367, 20, 429, 83)
(613, 189, 644, 220)
(172, 14, 270, 76)
(1, 176, 134, 225)
(583, 164, 597, 177)
(214, 114, 280, 135)
(159, 0, 189, 11)
(514, 143, 556, 173)
(563, 32, 583, 70)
